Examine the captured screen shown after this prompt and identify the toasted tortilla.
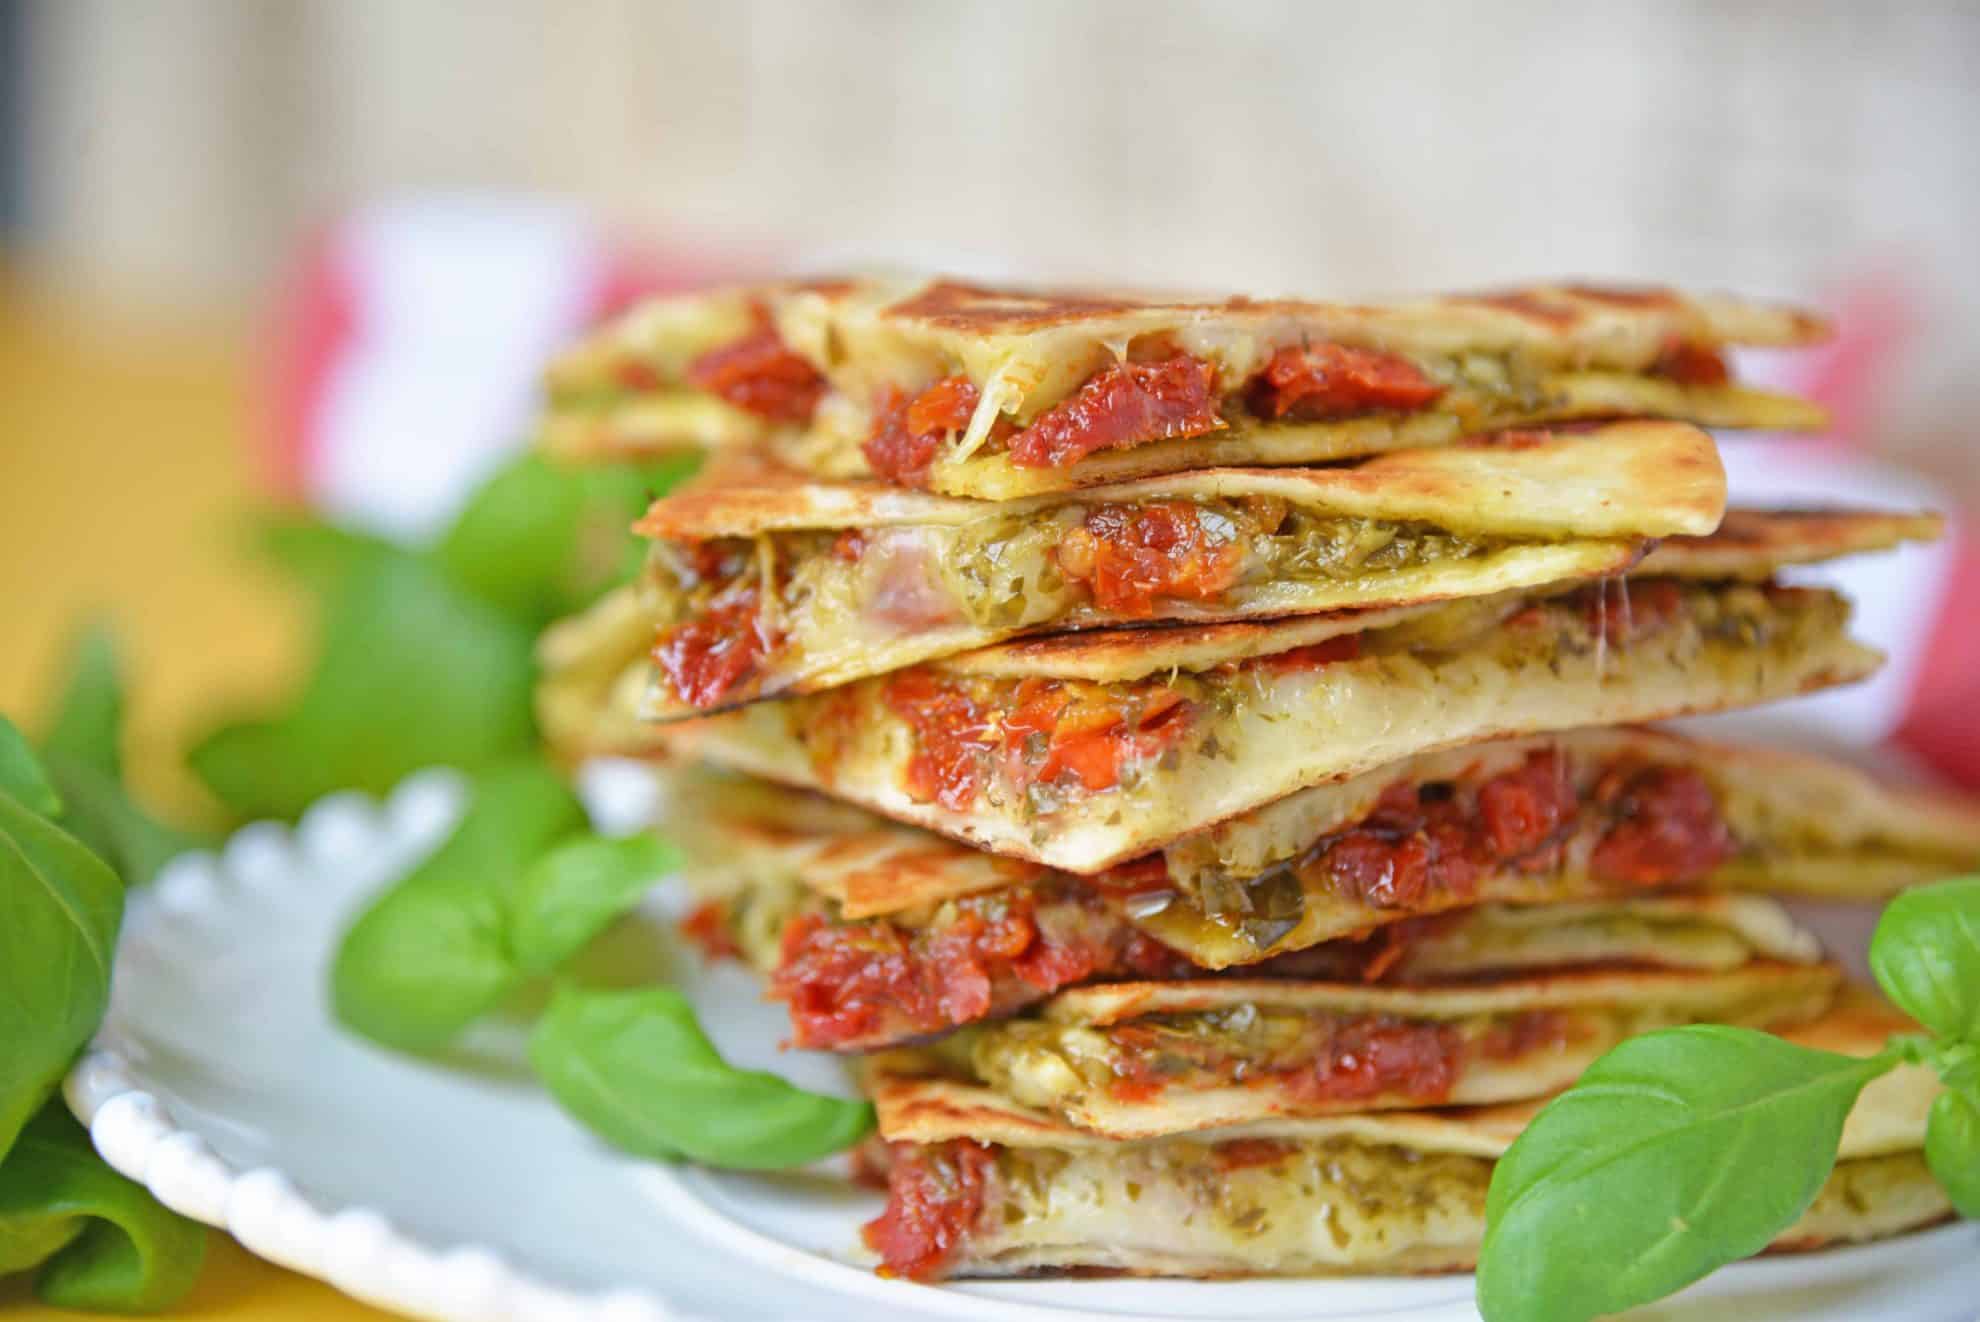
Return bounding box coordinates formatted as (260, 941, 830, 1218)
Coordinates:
(538, 281, 860, 465)
(1144, 725, 1980, 964)
(536, 505, 1921, 765)
(636, 423, 1725, 541)
(667, 730, 1977, 985)
(670, 759, 1849, 1050)
(667, 577, 1879, 872)
(768, 277, 1825, 497)
(945, 961, 1843, 1138)
(869, 990, 1927, 1150)
(666, 765, 1045, 923)
(536, 277, 1826, 489)
(856, 995, 1946, 1279)
(541, 287, 779, 459)
(1639, 507, 1944, 579)
(630, 422, 1721, 719)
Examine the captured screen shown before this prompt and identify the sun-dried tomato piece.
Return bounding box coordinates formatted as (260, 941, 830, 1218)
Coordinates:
(1056, 501, 1245, 616)
(1589, 766, 1737, 885)
(863, 1141, 996, 1280)
(1256, 634, 1364, 672)
(884, 671, 996, 811)
(653, 583, 776, 708)
(1282, 1017, 1464, 1105)
(1007, 354, 1223, 468)
(677, 900, 740, 961)
(1653, 337, 1733, 387)
(864, 375, 980, 486)
(1246, 343, 1443, 420)
(684, 321, 825, 422)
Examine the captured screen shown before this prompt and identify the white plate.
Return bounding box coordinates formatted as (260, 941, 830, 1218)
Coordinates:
(66, 771, 1980, 1322)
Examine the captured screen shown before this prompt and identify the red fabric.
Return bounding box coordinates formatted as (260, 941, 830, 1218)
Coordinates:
(262, 224, 359, 499)
(1892, 530, 1980, 789)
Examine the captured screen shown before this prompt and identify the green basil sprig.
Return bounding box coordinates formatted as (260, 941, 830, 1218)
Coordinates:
(332, 760, 869, 1169)
(1, 711, 62, 817)
(508, 832, 682, 976)
(0, 744, 122, 1155)
(2, 687, 206, 1310)
(331, 759, 679, 1049)
(1871, 878, 1980, 1044)
(331, 761, 589, 1051)
(529, 984, 874, 1170)
(1927, 1088, 1980, 1218)
(188, 452, 695, 823)
(1478, 874, 1980, 1322)
(36, 627, 205, 885)
(0, 1105, 207, 1312)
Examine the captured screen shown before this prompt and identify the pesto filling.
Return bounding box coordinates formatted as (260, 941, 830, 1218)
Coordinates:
(970, 1005, 1533, 1102)
(941, 504, 1514, 631)
(966, 347, 1569, 459)
(641, 504, 1522, 668)
(965, 1144, 1929, 1274)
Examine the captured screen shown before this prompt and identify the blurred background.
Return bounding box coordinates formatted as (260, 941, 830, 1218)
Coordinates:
(3, 0, 1979, 812)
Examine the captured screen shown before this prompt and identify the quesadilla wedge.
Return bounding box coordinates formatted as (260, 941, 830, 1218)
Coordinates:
(1138, 724, 1980, 965)
(657, 569, 1879, 872)
(538, 281, 862, 470)
(629, 422, 1722, 716)
(538, 506, 1933, 774)
(1637, 506, 1943, 579)
(538, 279, 1827, 492)
(658, 736, 1980, 1048)
(688, 834, 1825, 1052)
(855, 995, 1945, 1279)
(894, 961, 1841, 1139)
(774, 277, 1826, 497)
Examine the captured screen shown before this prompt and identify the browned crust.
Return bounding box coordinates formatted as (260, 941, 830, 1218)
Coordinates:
(1642, 507, 1944, 576)
(859, 278, 1828, 347)
(1034, 960, 1841, 1026)
(630, 419, 1723, 542)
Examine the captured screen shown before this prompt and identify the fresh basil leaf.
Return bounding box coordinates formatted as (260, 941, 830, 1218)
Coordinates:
(190, 555, 537, 820)
(1935, 1040, 1979, 1095)
(1870, 875, 1980, 1044)
(1926, 1088, 1980, 1218)
(435, 452, 697, 630)
(40, 758, 204, 889)
(529, 983, 873, 1170)
(183, 718, 334, 825)
(332, 762, 584, 1052)
(0, 792, 124, 1157)
(508, 834, 680, 977)
(0, 1102, 205, 1311)
(41, 626, 123, 780)
(252, 513, 401, 604)
(1478, 1025, 1890, 1322)
(30, 628, 205, 883)
(0, 717, 61, 818)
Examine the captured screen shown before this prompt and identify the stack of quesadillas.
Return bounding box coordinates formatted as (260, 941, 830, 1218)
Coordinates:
(533, 276, 1979, 1280)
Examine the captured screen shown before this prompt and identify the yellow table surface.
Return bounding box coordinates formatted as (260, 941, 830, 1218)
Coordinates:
(1, 272, 408, 1320)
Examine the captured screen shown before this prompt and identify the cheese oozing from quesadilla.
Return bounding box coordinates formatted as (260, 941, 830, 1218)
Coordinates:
(629, 422, 1722, 715)
(854, 995, 1945, 1279)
